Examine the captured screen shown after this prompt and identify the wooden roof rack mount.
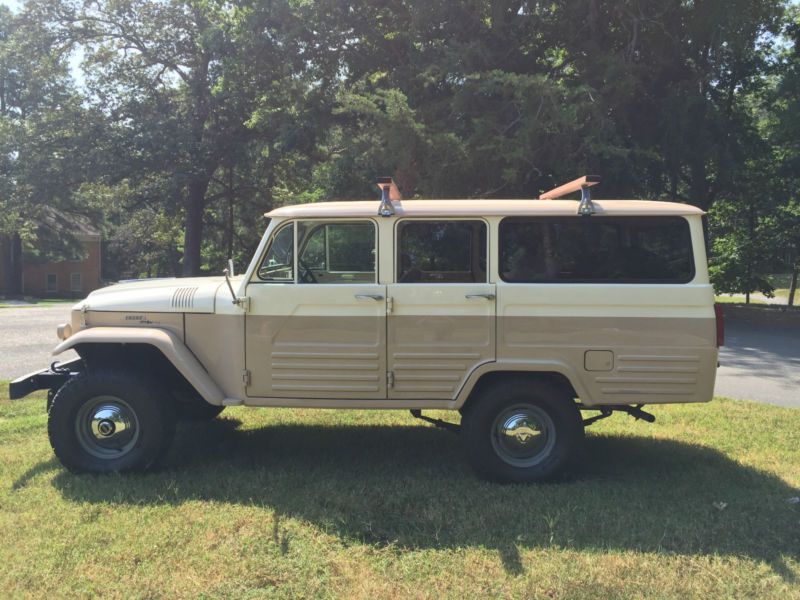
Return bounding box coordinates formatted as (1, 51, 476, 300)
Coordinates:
(539, 175, 601, 216)
(376, 177, 402, 217)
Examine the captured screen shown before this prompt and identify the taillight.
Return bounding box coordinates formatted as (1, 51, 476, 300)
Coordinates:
(714, 303, 724, 347)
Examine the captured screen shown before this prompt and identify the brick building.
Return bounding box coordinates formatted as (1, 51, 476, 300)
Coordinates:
(0, 210, 103, 299)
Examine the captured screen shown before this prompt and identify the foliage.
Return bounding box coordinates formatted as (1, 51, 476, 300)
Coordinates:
(0, 0, 797, 291)
(0, 3, 94, 292)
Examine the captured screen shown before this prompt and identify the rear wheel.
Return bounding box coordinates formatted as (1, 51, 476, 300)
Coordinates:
(48, 370, 176, 473)
(461, 379, 583, 483)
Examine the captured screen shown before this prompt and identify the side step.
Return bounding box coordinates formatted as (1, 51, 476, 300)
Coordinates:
(409, 409, 460, 433)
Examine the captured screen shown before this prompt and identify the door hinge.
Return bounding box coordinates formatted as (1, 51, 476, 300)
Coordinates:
(387, 371, 395, 388)
(234, 296, 250, 312)
(242, 369, 251, 387)
(386, 296, 393, 314)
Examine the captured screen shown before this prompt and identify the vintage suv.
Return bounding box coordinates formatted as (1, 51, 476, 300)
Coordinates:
(11, 176, 722, 482)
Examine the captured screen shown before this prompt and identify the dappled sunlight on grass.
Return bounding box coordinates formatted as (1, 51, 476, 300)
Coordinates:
(1, 390, 799, 598)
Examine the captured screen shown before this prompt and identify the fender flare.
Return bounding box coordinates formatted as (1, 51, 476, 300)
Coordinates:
(53, 327, 225, 405)
(452, 360, 591, 409)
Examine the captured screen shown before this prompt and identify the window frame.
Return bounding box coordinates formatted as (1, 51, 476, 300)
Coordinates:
(497, 215, 696, 285)
(70, 272, 82, 292)
(254, 218, 380, 285)
(394, 217, 490, 285)
(254, 222, 296, 283)
(296, 218, 379, 284)
(45, 273, 58, 293)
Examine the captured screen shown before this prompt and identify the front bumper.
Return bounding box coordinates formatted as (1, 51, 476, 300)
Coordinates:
(9, 359, 83, 400)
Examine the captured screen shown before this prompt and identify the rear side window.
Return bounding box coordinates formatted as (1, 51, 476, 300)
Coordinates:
(499, 217, 694, 283)
(397, 220, 487, 283)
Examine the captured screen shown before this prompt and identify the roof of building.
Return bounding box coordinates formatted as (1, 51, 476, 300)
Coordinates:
(40, 205, 101, 240)
(265, 199, 705, 219)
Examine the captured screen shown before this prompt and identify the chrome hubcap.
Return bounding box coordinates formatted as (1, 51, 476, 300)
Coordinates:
(76, 396, 139, 459)
(491, 404, 556, 467)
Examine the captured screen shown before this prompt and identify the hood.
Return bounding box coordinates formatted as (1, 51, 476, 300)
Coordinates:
(79, 276, 232, 314)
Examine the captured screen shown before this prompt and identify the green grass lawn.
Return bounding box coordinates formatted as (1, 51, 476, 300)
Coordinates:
(714, 273, 796, 305)
(714, 294, 770, 304)
(1, 387, 798, 599)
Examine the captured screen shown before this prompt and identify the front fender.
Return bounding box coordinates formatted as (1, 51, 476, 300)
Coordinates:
(53, 327, 225, 405)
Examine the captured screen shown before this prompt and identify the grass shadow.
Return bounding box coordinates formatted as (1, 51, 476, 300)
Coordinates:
(12, 457, 61, 491)
(50, 418, 799, 577)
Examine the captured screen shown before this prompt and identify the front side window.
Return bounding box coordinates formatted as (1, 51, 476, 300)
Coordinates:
(257, 223, 294, 282)
(397, 220, 487, 283)
(297, 221, 376, 284)
(499, 216, 694, 283)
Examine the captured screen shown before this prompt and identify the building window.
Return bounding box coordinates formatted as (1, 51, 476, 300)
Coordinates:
(70, 273, 82, 292)
(46, 274, 58, 293)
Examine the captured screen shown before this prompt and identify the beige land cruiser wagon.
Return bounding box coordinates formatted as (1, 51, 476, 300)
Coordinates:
(11, 176, 722, 482)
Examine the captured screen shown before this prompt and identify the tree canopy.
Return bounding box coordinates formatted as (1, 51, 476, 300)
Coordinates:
(0, 0, 798, 302)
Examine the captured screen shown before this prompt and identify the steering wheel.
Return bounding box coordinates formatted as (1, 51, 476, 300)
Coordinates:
(298, 258, 318, 283)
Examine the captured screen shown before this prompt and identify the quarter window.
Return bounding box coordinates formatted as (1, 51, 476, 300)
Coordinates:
(499, 217, 694, 283)
(257, 224, 294, 282)
(397, 220, 487, 283)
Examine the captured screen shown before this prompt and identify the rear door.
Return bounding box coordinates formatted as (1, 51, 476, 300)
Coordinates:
(387, 219, 495, 399)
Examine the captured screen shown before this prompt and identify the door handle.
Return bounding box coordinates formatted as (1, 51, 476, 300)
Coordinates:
(355, 294, 384, 301)
(465, 293, 496, 300)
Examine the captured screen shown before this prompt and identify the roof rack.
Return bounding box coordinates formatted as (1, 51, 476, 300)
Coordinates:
(540, 175, 601, 216)
(376, 177, 403, 217)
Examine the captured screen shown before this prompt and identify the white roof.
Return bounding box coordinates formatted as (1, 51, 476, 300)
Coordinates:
(266, 199, 704, 219)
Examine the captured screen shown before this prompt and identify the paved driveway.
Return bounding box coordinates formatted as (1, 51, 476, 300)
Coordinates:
(1, 305, 798, 408)
(715, 319, 800, 408)
(0, 304, 77, 380)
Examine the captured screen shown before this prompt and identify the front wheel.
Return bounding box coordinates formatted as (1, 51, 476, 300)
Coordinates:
(461, 379, 583, 483)
(48, 370, 176, 473)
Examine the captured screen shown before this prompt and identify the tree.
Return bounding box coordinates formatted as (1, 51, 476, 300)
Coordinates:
(48, 0, 317, 275)
(708, 192, 778, 304)
(771, 6, 800, 306)
(300, 0, 784, 207)
(0, 3, 92, 295)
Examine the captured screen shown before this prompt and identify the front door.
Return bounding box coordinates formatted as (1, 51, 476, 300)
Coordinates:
(245, 219, 387, 399)
(387, 219, 495, 399)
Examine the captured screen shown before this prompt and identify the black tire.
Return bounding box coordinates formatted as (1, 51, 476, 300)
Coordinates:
(461, 379, 584, 483)
(47, 369, 176, 473)
(176, 400, 225, 422)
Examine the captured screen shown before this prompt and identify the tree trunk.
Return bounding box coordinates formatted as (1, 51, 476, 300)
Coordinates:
(789, 258, 799, 307)
(169, 246, 182, 278)
(182, 177, 210, 276)
(745, 291, 750, 305)
(1, 232, 23, 297)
